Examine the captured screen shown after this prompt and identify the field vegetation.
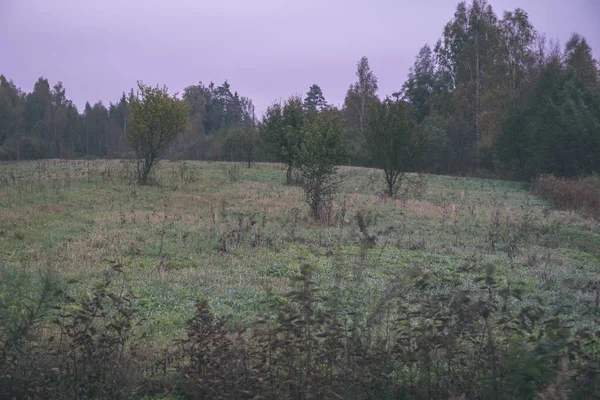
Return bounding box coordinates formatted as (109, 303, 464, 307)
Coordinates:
(2, 0, 600, 397)
(1, 160, 599, 398)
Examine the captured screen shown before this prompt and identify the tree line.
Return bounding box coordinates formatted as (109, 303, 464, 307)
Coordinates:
(1, 0, 599, 180)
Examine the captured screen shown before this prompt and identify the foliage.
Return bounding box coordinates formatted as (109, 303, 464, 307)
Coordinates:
(399, 44, 438, 123)
(564, 33, 598, 87)
(1, 160, 600, 397)
(127, 81, 189, 184)
(1, 1, 599, 177)
(304, 84, 327, 117)
(235, 122, 259, 168)
(52, 264, 142, 398)
(532, 174, 600, 220)
(260, 95, 306, 184)
(366, 98, 421, 196)
(0, 264, 144, 399)
(0, 76, 263, 163)
(295, 107, 348, 222)
(2, 261, 600, 398)
(0, 267, 60, 398)
(343, 56, 379, 165)
(495, 62, 600, 178)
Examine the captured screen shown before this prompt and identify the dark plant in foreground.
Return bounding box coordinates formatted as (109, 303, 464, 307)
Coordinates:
(1, 261, 599, 399)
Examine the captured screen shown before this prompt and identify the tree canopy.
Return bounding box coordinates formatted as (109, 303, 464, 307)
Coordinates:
(1, 0, 599, 181)
(127, 82, 189, 184)
(295, 106, 348, 221)
(260, 95, 306, 184)
(366, 98, 421, 196)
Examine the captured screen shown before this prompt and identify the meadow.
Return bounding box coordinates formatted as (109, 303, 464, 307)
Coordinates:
(1, 160, 599, 398)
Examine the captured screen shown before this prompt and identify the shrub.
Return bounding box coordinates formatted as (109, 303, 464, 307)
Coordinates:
(0, 267, 61, 398)
(532, 174, 600, 219)
(295, 107, 348, 222)
(0, 264, 144, 399)
(127, 82, 189, 185)
(366, 98, 421, 197)
(52, 265, 143, 399)
(2, 263, 600, 398)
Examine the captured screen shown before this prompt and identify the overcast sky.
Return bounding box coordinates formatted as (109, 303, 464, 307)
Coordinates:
(1, 0, 598, 115)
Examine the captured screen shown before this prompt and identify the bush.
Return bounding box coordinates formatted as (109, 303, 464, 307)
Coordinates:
(532, 174, 600, 219)
(0, 264, 143, 399)
(0, 267, 62, 398)
(366, 98, 421, 196)
(127, 82, 189, 184)
(295, 107, 348, 222)
(2, 263, 599, 398)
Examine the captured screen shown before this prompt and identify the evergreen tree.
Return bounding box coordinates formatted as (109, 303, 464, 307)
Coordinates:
(343, 56, 379, 165)
(304, 84, 327, 116)
(495, 55, 600, 178)
(0, 75, 25, 159)
(400, 44, 437, 122)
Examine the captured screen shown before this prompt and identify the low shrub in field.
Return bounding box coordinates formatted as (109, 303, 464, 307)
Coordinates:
(532, 174, 600, 219)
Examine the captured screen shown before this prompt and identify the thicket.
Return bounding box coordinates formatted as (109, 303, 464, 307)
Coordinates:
(2, 258, 599, 399)
(532, 174, 600, 220)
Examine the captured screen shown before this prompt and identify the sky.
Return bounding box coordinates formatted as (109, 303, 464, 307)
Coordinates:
(1, 0, 599, 116)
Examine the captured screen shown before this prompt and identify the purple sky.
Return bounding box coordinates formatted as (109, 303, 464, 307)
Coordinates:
(1, 0, 598, 116)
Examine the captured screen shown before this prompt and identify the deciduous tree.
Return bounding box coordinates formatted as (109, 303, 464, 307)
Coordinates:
(366, 98, 421, 197)
(235, 97, 258, 168)
(295, 107, 347, 221)
(343, 56, 379, 164)
(127, 82, 189, 184)
(260, 95, 306, 184)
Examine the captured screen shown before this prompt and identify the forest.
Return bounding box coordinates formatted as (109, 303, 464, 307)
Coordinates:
(1, 1, 598, 180)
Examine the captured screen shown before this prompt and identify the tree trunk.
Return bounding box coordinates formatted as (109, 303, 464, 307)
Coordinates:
(86, 114, 89, 157)
(386, 171, 394, 197)
(141, 165, 151, 185)
(359, 96, 365, 137)
(286, 164, 293, 185)
(138, 158, 153, 185)
(475, 26, 481, 150)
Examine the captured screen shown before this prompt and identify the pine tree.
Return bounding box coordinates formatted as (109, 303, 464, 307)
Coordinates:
(304, 84, 327, 116)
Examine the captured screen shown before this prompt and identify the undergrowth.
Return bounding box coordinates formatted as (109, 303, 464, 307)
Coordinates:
(532, 174, 600, 220)
(1, 263, 599, 399)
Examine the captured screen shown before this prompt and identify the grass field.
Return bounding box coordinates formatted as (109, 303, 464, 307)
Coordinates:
(1, 159, 599, 342)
